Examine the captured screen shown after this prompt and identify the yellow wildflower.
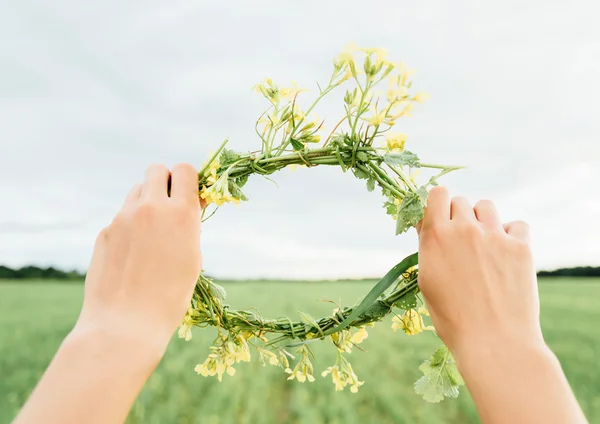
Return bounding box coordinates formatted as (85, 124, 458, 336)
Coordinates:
(360, 47, 388, 65)
(418, 305, 430, 316)
(331, 330, 353, 353)
(279, 350, 293, 370)
(199, 174, 241, 206)
(392, 308, 434, 335)
(280, 81, 308, 101)
(322, 365, 345, 391)
(257, 348, 280, 366)
(286, 346, 315, 383)
(322, 357, 364, 393)
(395, 103, 414, 118)
(177, 306, 200, 341)
(364, 106, 387, 126)
(351, 327, 369, 345)
(414, 92, 429, 103)
(195, 354, 236, 382)
(335, 42, 358, 66)
(386, 76, 409, 102)
(410, 169, 422, 184)
(386, 133, 408, 151)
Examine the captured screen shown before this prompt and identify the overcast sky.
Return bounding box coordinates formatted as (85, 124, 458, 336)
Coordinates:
(1, 1, 599, 279)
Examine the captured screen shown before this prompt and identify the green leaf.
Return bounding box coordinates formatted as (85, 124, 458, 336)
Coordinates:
(384, 200, 397, 216)
(358, 300, 391, 320)
(326, 252, 419, 335)
(356, 151, 369, 162)
(366, 177, 376, 192)
(426, 176, 439, 187)
(219, 148, 241, 167)
(384, 151, 421, 168)
(235, 175, 249, 188)
(395, 190, 426, 235)
(208, 281, 227, 302)
(353, 168, 370, 180)
(290, 138, 305, 151)
(414, 345, 464, 403)
(395, 289, 418, 310)
(297, 311, 325, 337)
(229, 180, 249, 201)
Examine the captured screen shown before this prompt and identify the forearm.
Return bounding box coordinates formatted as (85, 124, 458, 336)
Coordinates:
(455, 341, 587, 424)
(14, 325, 165, 424)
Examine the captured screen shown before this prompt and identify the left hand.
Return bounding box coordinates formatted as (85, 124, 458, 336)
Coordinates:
(75, 163, 203, 348)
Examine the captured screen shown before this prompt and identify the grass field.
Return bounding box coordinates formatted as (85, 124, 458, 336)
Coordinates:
(1, 279, 599, 424)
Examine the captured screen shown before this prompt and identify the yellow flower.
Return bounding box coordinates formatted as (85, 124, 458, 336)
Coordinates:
(386, 76, 409, 102)
(418, 305, 430, 316)
(280, 81, 308, 101)
(364, 105, 387, 126)
(360, 47, 388, 65)
(199, 174, 242, 206)
(177, 306, 200, 341)
(410, 169, 422, 184)
(331, 330, 353, 353)
(178, 323, 192, 341)
(252, 77, 280, 103)
(392, 309, 434, 335)
(279, 350, 292, 369)
(257, 348, 280, 366)
(396, 103, 414, 118)
(322, 365, 345, 391)
(286, 346, 315, 383)
(351, 327, 369, 345)
(335, 42, 358, 66)
(322, 357, 364, 393)
(286, 365, 315, 383)
(386, 133, 408, 151)
(414, 92, 429, 103)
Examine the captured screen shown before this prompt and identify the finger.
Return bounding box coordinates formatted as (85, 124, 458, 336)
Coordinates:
(504, 220, 530, 243)
(415, 219, 423, 237)
(141, 164, 170, 201)
(451, 196, 476, 221)
(121, 184, 142, 212)
(170, 163, 200, 205)
(474, 199, 502, 229)
(423, 186, 451, 228)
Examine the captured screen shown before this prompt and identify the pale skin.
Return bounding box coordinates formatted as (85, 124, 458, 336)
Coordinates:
(14, 166, 587, 424)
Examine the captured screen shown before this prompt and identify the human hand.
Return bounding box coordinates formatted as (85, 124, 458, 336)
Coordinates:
(75, 163, 203, 349)
(416, 187, 544, 362)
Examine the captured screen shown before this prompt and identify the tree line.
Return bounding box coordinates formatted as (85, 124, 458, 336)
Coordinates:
(1, 264, 600, 281)
(0, 265, 85, 280)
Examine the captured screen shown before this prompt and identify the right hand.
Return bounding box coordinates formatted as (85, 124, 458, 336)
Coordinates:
(416, 187, 545, 362)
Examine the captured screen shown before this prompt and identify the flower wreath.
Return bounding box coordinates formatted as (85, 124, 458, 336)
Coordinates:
(179, 44, 464, 402)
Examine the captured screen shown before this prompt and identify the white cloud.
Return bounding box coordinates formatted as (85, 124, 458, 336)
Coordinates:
(1, 1, 599, 277)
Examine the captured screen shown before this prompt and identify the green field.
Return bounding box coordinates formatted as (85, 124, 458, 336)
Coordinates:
(1, 279, 599, 424)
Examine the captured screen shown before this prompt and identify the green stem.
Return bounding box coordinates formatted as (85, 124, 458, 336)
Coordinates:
(356, 164, 403, 198)
(198, 139, 229, 181)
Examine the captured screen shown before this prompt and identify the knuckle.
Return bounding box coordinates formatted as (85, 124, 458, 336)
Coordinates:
(458, 222, 482, 238)
(134, 201, 159, 221)
(173, 200, 197, 217)
(512, 239, 532, 256)
(172, 162, 197, 175)
(422, 222, 445, 240)
(95, 227, 109, 244)
(109, 212, 128, 230)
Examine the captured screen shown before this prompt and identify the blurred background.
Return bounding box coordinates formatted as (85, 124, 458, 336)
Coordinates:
(1, 1, 599, 423)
